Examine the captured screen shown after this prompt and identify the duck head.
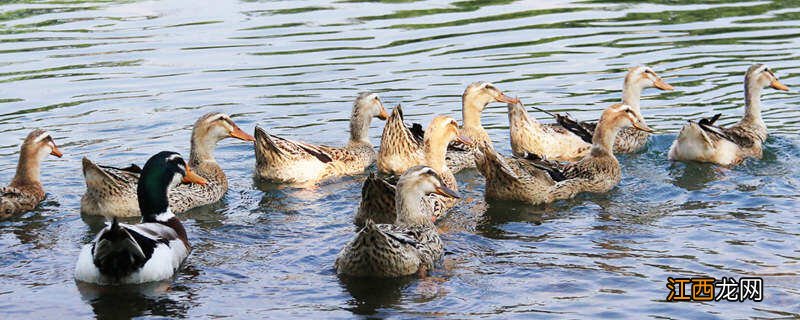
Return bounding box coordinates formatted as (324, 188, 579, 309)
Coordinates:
(626, 65, 674, 92)
(462, 81, 518, 112)
(137, 151, 207, 222)
(353, 92, 389, 120)
(190, 113, 254, 163)
(424, 115, 471, 147)
(599, 104, 654, 133)
(395, 165, 460, 226)
(22, 129, 62, 160)
(746, 64, 789, 92)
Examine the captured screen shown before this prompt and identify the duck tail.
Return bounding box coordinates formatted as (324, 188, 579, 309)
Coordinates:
(254, 126, 286, 163)
(92, 218, 151, 280)
(679, 121, 715, 148)
(555, 113, 594, 143)
(475, 141, 519, 181)
(379, 105, 418, 149)
(355, 173, 397, 227)
(82, 157, 138, 192)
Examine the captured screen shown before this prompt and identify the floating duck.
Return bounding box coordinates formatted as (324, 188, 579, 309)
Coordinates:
(668, 64, 789, 166)
(0, 129, 62, 219)
(81, 113, 253, 217)
(75, 151, 207, 285)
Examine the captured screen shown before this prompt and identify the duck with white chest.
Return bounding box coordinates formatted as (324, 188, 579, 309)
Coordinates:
(75, 151, 207, 285)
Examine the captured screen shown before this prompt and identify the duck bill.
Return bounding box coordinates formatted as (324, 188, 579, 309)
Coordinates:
(496, 94, 520, 104)
(50, 145, 63, 158)
(230, 125, 255, 142)
(653, 78, 674, 91)
(434, 185, 460, 199)
(632, 121, 655, 133)
(376, 105, 389, 120)
(771, 79, 789, 91)
(456, 134, 473, 146)
(182, 166, 208, 185)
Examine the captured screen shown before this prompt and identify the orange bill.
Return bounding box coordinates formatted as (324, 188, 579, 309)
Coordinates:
(632, 121, 655, 133)
(434, 185, 460, 199)
(182, 166, 208, 185)
(377, 105, 389, 120)
(230, 125, 255, 141)
(496, 94, 520, 104)
(456, 134, 473, 146)
(50, 144, 63, 158)
(771, 79, 789, 91)
(653, 78, 674, 91)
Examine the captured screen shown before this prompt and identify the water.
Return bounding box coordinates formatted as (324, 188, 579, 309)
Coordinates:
(1, 0, 798, 318)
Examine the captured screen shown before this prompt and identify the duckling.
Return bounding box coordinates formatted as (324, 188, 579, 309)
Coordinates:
(477, 103, 654, 204)
(0, 130, 62, 219)
(355, 116, 469, 226)
(377, 82, 517, 175)
(669, 64, 789, 166)
(81, 113, 254, 217)
(508, 100, 589, 161)
(335, 166, 460, 277)
(555, 65, 673, 154)
(75, 151, 208, 285)
(254, 92, 388, 185)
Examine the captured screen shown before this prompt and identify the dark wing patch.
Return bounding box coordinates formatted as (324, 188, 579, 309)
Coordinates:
(409, 123, 425, 144)
(521, 153, 568, 182)
(100, 164, 142, 174)
(555, 113, 594, 143)
(696, 114, 737, 144)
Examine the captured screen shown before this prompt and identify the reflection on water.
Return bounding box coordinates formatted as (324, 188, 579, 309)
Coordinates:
(0, 0, 799, 318)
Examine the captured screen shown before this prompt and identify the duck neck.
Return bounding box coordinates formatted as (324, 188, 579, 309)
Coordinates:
(189, 131, 219, 166)
(590, 121, 620, 156)
(10, 148, 42, 188)
(137, 170, 172, 223)
(462, 96, 484, 131)
(394, 186, 433, 227)
(424, 137, 449, 173)
(349, 112, 372, 145)
(622, 80, 642, 112)
(742, 79, 764, 127)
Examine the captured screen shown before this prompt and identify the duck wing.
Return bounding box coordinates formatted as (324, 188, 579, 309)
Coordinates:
(254, 126, 334, 164)
(696, 113, 738, 145)
(555, 113, 595, 144)
(519, 153, 568, 182)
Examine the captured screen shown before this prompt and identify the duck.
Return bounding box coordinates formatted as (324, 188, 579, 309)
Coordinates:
(75, 151, 208, 285)
(376, 82, 517, 176)
(554, 65, 673, 155)
(668, 64, 789, 166)
(476, 103, 654, 204)
(254, 92, 388, 185)
(355, 116, 469, 227)
(508, 100, 590, 161)
(81, 113, 254, 217)
(335, 165, 460, 277)
(0, 129, 62, 219)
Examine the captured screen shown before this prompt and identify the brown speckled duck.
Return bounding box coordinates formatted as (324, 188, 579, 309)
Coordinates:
(355, 116, 469, 227)
(81, 113, 254, 217)
(254, 92, 388, 185)
(377, 82, 517, 176)
(1, 129, 62, 219)
(477, 103, 653, 204)
(669, 64, 789, 166)
(555, 65, 673, 155)
(335, 166, 459, 278)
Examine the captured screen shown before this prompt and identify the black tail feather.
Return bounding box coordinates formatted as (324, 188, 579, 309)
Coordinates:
(555, 113, 593, 144)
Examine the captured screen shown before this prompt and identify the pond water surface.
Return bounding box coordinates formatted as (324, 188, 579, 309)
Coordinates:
(0, 0, 799, 319)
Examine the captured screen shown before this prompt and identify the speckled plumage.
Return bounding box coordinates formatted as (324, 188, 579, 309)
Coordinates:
(508, 101, 590, 161)
(1, 129, 61, 219)
(81, 113, 252, 217)
(477, 104, 645, 204)
(554, 65, 674, 155)
(669, 64, 786, 166)
(358, 116, 464, 226)
(254, 92, 387, 185)
(337, 166, 454, 277)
